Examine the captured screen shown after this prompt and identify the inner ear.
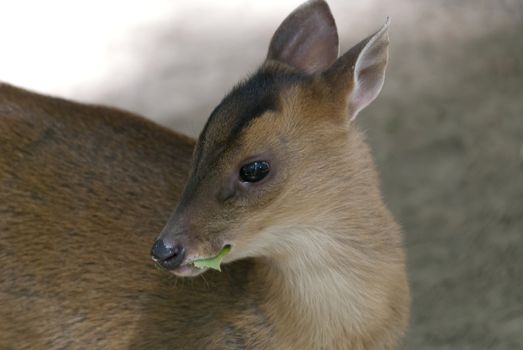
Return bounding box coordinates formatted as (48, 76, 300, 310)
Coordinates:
(266, 0, 339, 74)
(323, 19, 390, 120)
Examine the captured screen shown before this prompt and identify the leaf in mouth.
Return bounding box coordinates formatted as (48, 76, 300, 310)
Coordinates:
(192, 245, 231, 272)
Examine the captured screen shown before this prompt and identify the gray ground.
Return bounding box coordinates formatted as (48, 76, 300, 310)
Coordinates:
(9, 0, 523, 348)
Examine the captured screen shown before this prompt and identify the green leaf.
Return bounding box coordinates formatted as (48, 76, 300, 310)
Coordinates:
(192, 245, 231, 272)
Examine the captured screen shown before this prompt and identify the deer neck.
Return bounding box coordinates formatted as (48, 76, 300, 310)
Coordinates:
(256, 140, 405, 348)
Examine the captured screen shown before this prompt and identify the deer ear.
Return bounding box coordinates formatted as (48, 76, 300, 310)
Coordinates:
(266, 0, 339, 74)
(324, 19, 390, 120)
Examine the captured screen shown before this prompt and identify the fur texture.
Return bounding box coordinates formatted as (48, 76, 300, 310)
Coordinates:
(0, 1, 409, 348)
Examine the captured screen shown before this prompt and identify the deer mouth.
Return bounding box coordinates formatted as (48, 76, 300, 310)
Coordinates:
(172, 245, 232, 277)
(170, 263, 205, 277)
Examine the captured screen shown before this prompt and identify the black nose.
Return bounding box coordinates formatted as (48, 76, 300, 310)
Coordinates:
(151, 239, 186, 270)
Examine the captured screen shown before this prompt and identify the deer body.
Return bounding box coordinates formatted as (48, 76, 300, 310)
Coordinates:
(0, 1, 409, 349)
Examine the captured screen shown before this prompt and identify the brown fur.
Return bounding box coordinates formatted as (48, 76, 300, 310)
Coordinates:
(0, 1, 409, 349)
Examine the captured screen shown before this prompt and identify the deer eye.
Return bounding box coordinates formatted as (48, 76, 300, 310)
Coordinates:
(239, 161, 270, 183)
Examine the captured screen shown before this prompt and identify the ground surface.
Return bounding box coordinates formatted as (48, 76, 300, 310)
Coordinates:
(3, 1, 523, 348)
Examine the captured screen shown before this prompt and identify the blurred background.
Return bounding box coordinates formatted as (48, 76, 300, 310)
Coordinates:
(1, 0, 522, 348)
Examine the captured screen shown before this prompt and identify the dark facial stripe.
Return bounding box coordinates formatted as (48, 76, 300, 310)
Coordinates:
(196, 67, 306, 165)
(183, 65, 307, 207)
(225, 71, 280, 142)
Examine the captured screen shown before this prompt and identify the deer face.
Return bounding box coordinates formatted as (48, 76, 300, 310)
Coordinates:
(151, 0, 390, 277)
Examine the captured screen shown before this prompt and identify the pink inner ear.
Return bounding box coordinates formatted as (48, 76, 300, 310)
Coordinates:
(267, 0, 339, 74)
(345, 20, 390, 120)
(349, 66, 386, 120)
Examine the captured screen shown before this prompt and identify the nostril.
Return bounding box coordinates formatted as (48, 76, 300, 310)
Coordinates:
(171, 244, 182, 257)
(151, 240, 186, 270)
(151, 239, 173, 261)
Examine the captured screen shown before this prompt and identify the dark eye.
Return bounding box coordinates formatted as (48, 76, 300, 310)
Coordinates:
(239, 161, 270, 183)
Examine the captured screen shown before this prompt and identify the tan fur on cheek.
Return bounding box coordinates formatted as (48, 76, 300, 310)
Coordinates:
(219, 93, 409, 349)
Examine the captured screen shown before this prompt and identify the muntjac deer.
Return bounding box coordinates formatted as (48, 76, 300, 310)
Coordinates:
(0, 1, 410, 349)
